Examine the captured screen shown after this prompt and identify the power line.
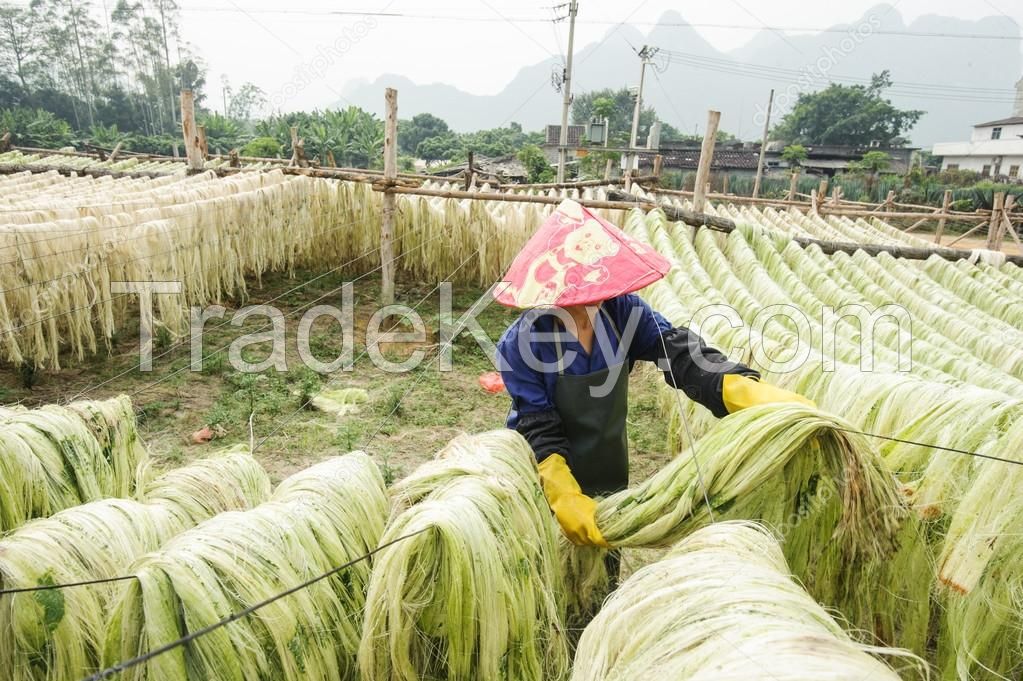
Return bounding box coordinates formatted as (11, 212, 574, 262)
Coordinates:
(658, 53, 1021, 104)
(5, 2, 1018, 40)
(658, 49, 1020, 94)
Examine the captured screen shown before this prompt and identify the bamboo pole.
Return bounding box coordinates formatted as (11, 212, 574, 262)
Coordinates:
(692, 110, 720, 213)
(179, 89, 203, 172)
(903, 207, 941, 233)
(947, 220, 990, 247)
(381, 88, 398, 306)
(602, 189, 1023, 266)
(935, 190, 952, 245)
(0, 162, 173, 180)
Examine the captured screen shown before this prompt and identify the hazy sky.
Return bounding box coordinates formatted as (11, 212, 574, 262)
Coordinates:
(167, 0, 1022, 112)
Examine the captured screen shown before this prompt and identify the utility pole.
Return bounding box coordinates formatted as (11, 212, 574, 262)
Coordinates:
(556, 0, 579, 184)
(752, 88, 774, 199)
(626, 45, 659, 190)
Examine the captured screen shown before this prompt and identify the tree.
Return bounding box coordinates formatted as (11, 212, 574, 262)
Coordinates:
(782, 144, 808, 168)
(773, 71, 923, 147)
(416, 133, 459, 163)
(399, 112, 449, 156)
(0, 6, 39, 88)
(572, 88, 656, 146)
(518, 144, 554, 183)
(227, 82, 267, 122)
(848, 149, 892, 194)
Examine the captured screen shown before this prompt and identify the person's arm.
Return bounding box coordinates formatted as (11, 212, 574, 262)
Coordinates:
(497, 325, 608, 548)
(622, 295, 811, 416)
(497, 333, 570, 464)
(621, 295, 757, 417)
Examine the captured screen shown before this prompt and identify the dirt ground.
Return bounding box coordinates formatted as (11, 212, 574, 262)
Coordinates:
(0, 268, 674, 487)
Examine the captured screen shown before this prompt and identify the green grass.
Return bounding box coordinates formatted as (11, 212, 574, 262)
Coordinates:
(0, 269, 672, 485)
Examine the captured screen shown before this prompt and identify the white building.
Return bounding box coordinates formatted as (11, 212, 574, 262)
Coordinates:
(932, 77, 1023, 179)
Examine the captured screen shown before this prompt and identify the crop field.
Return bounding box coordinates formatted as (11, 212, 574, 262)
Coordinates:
(1, 158, 1022, 680)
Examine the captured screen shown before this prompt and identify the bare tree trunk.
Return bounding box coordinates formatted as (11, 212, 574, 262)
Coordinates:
(66, 0, 96, 127)
(156, 0, 178, 128)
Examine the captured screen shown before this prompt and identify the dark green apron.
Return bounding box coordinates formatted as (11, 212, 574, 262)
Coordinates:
(552, 307, 630, 497)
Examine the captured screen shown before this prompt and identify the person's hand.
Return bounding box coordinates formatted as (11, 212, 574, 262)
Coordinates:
(537, 454, 610, 548)
(721, 374, 816, 414)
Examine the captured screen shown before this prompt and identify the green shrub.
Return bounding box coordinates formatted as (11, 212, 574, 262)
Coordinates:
(241, 136, 283, 158)
(0, 108, 73, 148)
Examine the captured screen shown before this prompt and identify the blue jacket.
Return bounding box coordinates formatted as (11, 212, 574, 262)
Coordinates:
(495, 294, 757, 462)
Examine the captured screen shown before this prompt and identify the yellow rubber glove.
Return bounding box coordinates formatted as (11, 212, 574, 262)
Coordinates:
(537, 454, 610, 548)
(722, 374, 816, 414)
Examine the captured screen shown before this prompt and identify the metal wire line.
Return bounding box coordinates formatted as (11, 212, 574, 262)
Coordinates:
(67, 238, 387, 402)
(0, 214, 370, 338)
(98, 225, 468, 407)
(252, 246, 482, 453)
(77, 528, 429, 681)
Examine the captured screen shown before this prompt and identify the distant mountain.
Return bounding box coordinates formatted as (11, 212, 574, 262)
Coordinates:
(337, 4, 1022, 147)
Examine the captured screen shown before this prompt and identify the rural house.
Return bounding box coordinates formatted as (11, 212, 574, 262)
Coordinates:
(931, 77, 1023, 178)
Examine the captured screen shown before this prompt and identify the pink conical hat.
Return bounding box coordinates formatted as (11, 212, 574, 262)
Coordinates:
(494, 199, 671, 308)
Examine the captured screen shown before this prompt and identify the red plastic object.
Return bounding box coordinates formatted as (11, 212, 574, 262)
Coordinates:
(479, 371, 506, 394)
(494, 199, 671, 308)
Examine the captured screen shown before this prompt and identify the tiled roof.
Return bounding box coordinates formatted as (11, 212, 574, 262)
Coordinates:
(975, 116, 1023, 127)
(637, 148, 761, 170)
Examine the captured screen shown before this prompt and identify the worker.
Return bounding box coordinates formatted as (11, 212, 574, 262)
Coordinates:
(495, 199, 813, 551)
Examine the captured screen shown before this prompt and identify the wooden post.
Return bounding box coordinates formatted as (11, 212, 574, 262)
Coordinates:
(109, 141, 123, 161)
(934, 190, 952, 245)
(381, 88, 398, 306)
(0, 131, 10, 152)
(465, 150, 474, 191)
(831, 186, 841, 207)
(885, 190, 896, 212)
(987, 192, 1005, 250)
(197, 124, 208, 160)
(817, 178, 828, 204)
(692, 110, 721, 213)
(722, 173, 730, 195)
(786, 169, 799, 201)
(228, 148, 240, 168)
(604, 157, 614, 181)
(289, 126, 307, 168)
(811, 186, 819, 215)
(326, 149, 336, 167)
(999, 195, 1023, 253)
(752, 88, 774, 199)
(179, 89, 204, 172)
(652, 154, 663, 183)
